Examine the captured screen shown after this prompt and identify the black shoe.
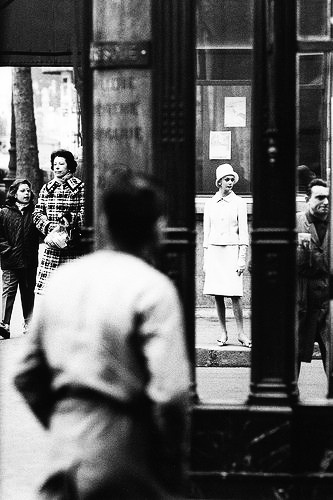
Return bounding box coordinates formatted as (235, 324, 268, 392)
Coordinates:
(0, 323, 10, 339)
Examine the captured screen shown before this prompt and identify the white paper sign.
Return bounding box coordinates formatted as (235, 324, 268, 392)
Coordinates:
(224, 97, 246, 127)
(209, 131, 231, 159)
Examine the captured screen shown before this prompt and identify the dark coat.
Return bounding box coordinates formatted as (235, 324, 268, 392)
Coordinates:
(296, 211, 329, 364)
(0, 202, 40, 270)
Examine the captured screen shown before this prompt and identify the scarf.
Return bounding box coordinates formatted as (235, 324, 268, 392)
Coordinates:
(53, 172, 73, 185)
(15, 201, 29, 213)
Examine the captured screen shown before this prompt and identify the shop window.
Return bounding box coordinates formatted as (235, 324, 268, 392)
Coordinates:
(196, 0, 253, 195)
(197, 0, 253, 47)
(298, 0, 331, 39)
(196, 81, 251, 194)
(297, 54, 327, 190)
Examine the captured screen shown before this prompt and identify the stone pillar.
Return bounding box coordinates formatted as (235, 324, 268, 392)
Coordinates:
(90, 0, 196, 396)
(91, 0, 152, 248)
(249, 0, 298, 405)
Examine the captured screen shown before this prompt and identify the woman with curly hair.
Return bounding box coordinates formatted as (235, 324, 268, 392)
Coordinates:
(33, 149, 85, 295)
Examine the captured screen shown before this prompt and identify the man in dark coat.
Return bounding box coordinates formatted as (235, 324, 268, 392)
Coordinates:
(296, 178, 329, 374)
(0, 179, 40, 338)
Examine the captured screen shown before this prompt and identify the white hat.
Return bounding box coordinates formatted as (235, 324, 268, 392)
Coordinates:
(215, 163, 239, 187)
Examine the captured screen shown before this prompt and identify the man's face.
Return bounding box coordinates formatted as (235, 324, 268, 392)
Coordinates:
(308, 185, 329, 219)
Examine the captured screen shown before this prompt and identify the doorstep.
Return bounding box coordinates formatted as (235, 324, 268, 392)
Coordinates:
(195, 308, 321, 367)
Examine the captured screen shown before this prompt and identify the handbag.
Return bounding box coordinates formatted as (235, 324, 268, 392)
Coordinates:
(44, 224, 69, 249)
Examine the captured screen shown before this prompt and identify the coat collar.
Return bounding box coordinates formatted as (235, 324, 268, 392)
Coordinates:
(5, 201, 34, 212)
(45, 176, 83, 195)
(214, 190, 237, 203)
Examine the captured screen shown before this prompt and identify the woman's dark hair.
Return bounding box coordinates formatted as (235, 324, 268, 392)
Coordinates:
(6, 179, 34, 205)
(50, 149, 77, 173)
(102, 171, 164, 253)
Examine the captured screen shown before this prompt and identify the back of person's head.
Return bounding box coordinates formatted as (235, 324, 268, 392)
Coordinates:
(102, 171, 165, 254)
(6, 179, 34, 205)
(306, 178, 327, 198)
(50, 149, 77, 173)
(297, 164, 316, 191)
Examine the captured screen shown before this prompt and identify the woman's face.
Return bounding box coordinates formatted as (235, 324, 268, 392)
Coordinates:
(219, 176, 236, 195)
(53, 156, 69, 178)
(15, 183, 31, 204)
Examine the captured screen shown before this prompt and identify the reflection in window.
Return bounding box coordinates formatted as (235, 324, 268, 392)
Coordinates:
(197, 0, 253, 47)
(298, 0, 331, 39)
(196, 83, 251, 193)
(297, 54, 327, 185)
(197, 49, 252, 80)
(196, 0, 253, 195)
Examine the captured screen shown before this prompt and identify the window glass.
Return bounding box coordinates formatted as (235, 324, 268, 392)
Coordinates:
(196, 1, 253, 404)
(197, 0, 253, 47)
(197, 49, 252, 80)
(196, 83, 251, 193)
(196, 1, 253, 195)
(297, 54, 326, 189)
(298, 0, 330, 39)
(299, 54, 324, 85)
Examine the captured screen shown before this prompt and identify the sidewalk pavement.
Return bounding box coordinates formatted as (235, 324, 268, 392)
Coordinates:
(196, 308, 252, 367)
(195, 307, 321, 367)
(5, 299, 320, 368)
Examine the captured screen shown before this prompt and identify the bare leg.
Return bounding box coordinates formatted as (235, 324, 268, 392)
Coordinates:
(215, 295, 228, 344)
(231, 296, 251, 347)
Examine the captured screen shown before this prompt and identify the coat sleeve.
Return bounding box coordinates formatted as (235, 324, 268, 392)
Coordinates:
(13, 304, 55, 428)
(237, 197, 249, 246)
(79, 184, 85, 226)
(138, 279, 191, 493)
(64, 183, 85, 229)
(0, 209, 11, 255)
(203, 199, 211, 248)
(33, 185, 56, 235)
(296, 212, 319, 276)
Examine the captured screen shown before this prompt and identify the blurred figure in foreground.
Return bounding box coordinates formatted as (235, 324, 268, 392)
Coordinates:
(14, 171, 191, 499)
(296, 178, 329, 375)
(0, 179, 39, 338)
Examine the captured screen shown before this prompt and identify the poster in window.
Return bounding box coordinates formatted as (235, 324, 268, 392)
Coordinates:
(209, 131, 231, 159)
(224, 97, 246, 127)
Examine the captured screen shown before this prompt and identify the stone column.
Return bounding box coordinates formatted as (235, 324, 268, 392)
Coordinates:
(249, 0, 298, 405)
(90, 0, 196, 396)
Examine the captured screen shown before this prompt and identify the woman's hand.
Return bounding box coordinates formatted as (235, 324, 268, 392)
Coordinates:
(237, 245, 247, 275)
(236, 264, 245, 276)
(44, 224, 69, 249)
(236, 257, 246, 276)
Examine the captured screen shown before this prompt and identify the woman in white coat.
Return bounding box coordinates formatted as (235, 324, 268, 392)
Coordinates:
(203, 163, 251, 348)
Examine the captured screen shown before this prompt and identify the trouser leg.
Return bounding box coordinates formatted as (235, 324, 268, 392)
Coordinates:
(18, 267, 37, 322)
(2, 269, 19, 325)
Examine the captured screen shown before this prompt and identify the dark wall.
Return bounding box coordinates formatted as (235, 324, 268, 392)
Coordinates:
(0, 0, 82, 66)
